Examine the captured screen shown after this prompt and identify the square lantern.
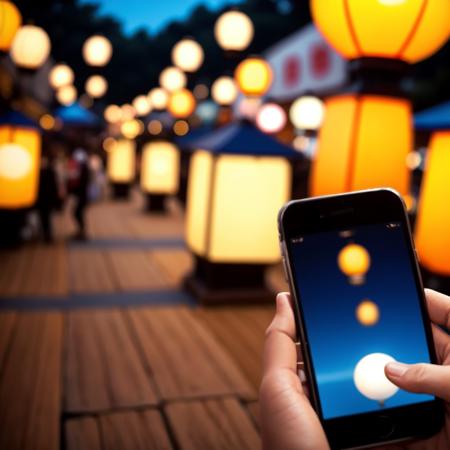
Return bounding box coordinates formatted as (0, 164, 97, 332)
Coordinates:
(140, 140, 180, 212)
(107, 139, 136, 198)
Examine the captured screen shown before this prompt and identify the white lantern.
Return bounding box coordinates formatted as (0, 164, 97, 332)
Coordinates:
(159, 66, 187, 92)
(289, 96, 325, 131)
(49, 64, 74, 89)
(82, 35, 112, 67)
(256, 103, 287, 134)
(10, 25, 51, 69)
(214, 11, 254, 51)
(148, 87, 169, 110)
(211, 76, 238, 106)
(56, 85, 77, 106)
(132, 95, 152, 116)
(85, 75, 108, 98)
(172, 38, 204, 72)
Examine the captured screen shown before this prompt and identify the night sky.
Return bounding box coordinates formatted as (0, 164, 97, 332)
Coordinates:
(291, 223, 433, 419)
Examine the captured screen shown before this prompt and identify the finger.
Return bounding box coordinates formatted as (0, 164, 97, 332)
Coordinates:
(431, 324, 449, 364)
(425, 288, 450, 330)
(263, 292, 297, 375)
(385, 361, 450, 402)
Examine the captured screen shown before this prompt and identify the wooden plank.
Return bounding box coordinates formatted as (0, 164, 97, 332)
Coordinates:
(69, 249, 117, 293)
(149, 248, 192, 286)
(127, 306, 255, 401)
(65, 309, 158, 413)
(65, 410, 173, 450)
(166, 397, 260, 450)
(107, 250, 170, 291)
(0, 312, 17, 371)
(0, 312, 63, 450)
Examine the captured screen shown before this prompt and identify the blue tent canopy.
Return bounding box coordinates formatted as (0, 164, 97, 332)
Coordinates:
(0, 111, 37, 129)
(175, 125, 214, 149)
(55, 102, 99, 127)
(184, 121, 301, 158)
(414, 101, 450, 131)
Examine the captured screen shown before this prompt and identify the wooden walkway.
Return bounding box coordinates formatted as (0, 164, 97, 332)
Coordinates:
(0, 192, 285, 450)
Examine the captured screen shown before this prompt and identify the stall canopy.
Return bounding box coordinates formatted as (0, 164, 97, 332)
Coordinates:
(414, 101, 450, 131)
(54, 102, 99, 127)
(0, 110, 37, 128)
(175, 125, 214, 149)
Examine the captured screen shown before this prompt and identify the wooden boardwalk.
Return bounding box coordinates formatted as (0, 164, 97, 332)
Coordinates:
(0, 192, 285, 450)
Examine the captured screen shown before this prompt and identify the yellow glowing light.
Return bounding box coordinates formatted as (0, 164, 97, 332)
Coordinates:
(148, 120, 163, 135)
(234, 57, 273, 97)
(56, 85, 77, 106)
(193, 84, 209, 100)
(103, 137, 116, 152)
(39, 114, 55, 130)
(256, 103, 287, 134)
(49, 64, 74, 89)
(173, 120, 189, 136)
(415, 131, 450, 275)
(403, 193, 416, 212)
(82, 35, 112, 67)
(172, 38, 204, 72)
(85, 75, 108, 98)
(211, 76, 238, 106)
(121, 104, 136, 121)
(290, 96, 325, 130)
(132, 95, 152, 116)
(104, 104, 122, 123)
(168, 89, 196, 118)
(10, 25, 51, 69)
(0, 144, 31, 179)
(311, 95, 412, 197)
(186, 151, 291, 263)
(311, 0, 450, 63)
(405, 151, 422, 170)
(159, 66, 187, 93)
(107, 139, 135, 182)
(338, 243, 371, 285)
(140, 141, 180, 194)
(214, 10, 254, 51)
(121, 119, 143, 139)
(0, 0, 22, 51)
(356, 300, 380, 326)
(148, 87, 169, 110)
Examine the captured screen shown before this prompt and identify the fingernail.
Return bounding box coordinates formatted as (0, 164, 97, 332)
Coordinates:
(385, 362, 408, 377)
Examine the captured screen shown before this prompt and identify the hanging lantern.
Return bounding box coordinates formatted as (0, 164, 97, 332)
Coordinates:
(168, 89, 196, 119)
(85, 75, 108, 98)
(10, 25, 51, 69)
(338, 243, 371, 285)
(256, 103, 287, 134)
(171, 38, 204, 73)
(132, 95, 152, 116)
(289, 96, 325, 131)
(159, 66, 187, 93)
(49, 64, 74, 89)
(82, 35, 112, 67)
(0, 112, 41, 209)
(148, 87, 169, 111)
(211, 76, 238, 106)
(0, 0, 22, 52)
(56, 85, 77, 106)
(107, 139, 136, 198)
(214, 10, 254, 51)
(234, 57, 273, 97)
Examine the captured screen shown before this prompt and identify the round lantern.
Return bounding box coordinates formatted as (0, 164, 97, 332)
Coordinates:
(49, 64, 74, 89)
(85, 75, 107, 98)
(104, 104, 122, 123)
(172, 38, 204, 72)
(234, 57, 272, 97)
(168, 89, 196, 118)
(311, 0, 450, 63)
(159, 66, 187, 93)
(148, 87, 169, 110)
(211, 76, 238, 106)
(82, 35, 112, 66)
(289, 96, 325, 131)
(0, 0, 22, 51)
(256, 103, 287, 134)
(214, 10, 254, 51)
(56, 85, 77, 106)
(132, 95, 152, 116)
(338, 243, 371, 285)
(355, 300, 379, 326)
(10, 25, 51, 69)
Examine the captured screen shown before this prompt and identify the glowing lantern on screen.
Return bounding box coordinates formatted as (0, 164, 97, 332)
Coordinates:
(211, 76, 238, 106)
(353, 353, 399, 403)
(82, 35, 112, 67)
(148, 87, 169, 110)
(256, 103, 287, 134)
(172, 38, 204, 72)
(289, 96, 325, 131)
(235, 57, 272, 97)
(141, 141, 179, 195)
(85, 75, 108, 98)
(415, 131, 450, 275)
(132, 95, 152, 116)
(0, 112, 41, 208)
(107, 139, 136, 183)
(49, 64, 74, 89)
(214, 10, 254, 51)
(159, 66, 187, 93)
(10, 25, 51, 69)
(356, 300, 379, 326)
(56, 85, 77, 106)
(0, 0, 22, 51)
(338, 243, 370, 285)
(168, 89, 196, 118)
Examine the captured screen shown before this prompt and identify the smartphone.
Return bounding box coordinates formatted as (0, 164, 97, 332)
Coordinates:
(278, 188, 444, 449)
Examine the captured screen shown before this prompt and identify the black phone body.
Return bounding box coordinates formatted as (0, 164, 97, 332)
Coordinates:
(278, 189, 443, 449)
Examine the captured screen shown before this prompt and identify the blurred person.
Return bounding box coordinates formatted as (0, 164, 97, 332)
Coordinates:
(88, 154, 106, 202)
(260, 290, 450, 450)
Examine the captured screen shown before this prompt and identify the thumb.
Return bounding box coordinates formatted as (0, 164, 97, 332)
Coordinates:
(385, 361, 450, 402)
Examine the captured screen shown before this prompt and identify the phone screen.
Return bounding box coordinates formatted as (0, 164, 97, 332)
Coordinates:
(289, 221, 433, 420)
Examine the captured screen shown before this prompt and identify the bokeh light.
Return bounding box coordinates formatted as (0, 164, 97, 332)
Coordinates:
(121, 119, 144, 139)
(82, 35, 112, 66)
(211, 76, 238, 106)
(338, 243, 371, 285)
(85, 75, 108, 98)
(290, 96, 325, 130)
(0, 0, 22, 52)
(56, 85, 77, 106)
(10, 25, 51, 69)
(193, 84, 209, 100)
(148, 120, 163, 135)
(159, 66, 187, 92)
(102, 137, 116, 152)
(405, 151, 422, 170)
(148, 87, 169, 110)
(234, 57, 273, 97)
(49, 64, 74, 89)
(172, 38, 204, 72)
(104, 104, 122, 123)
(132, 95, 152, 116)
(256, 103, 287, 134)
(173, 120, 189, 136)
(356, 300, 380, 326)
(39, 114, 55, 131)
(214, 10, 254, 51)
(168, 89, 196, 118)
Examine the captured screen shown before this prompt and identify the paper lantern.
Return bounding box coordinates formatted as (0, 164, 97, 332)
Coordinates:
(415, 131, 450, 275)
(159, 67, 186, 93)
(186, 151, 291, 263)
(148, 87, 169, 110)
(256, 103, 287, 134)
(311, 0, 450, 63)
(56, 85, 77, 106)
(132, 95, 152, 116)
(338, 243, 371, 285)
(168, 89, 196, 118)
(0, 0, 22, 51)
(234, 57, 273, 97)
(214, 10, 254, 51)
(311, 94, 412, 196)
(49, 64, 74, 89)
(172, 38, 204, 72)
(85, 75, 107, 98)
(82, 35, 112, 67)
(10, 25, 51, 69)
(0, 113, 41, 208)
(140, 141, 179, 194)
(107, 139, 136, 183)
(289, 96, 325, 131)
(211, 76, 238, 106)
